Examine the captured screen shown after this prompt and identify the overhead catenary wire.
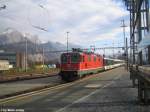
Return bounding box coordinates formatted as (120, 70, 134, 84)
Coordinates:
(0, 4, 6, 10)
(0, 0, 9, 10)
(34, 46, 128, 54)
(27, 4, 50, 32)
(0, 2, 49, 33)
(0, 0, 50, 31)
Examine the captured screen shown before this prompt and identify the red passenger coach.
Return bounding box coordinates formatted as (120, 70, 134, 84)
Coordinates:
(59, 49, 104, 81)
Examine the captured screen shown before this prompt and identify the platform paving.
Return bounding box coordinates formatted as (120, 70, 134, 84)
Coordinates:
(0, 67, 150, 112)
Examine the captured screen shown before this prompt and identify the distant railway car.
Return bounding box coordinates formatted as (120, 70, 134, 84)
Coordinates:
(59, 49, 104, 81)
(104, 58, 124, 70)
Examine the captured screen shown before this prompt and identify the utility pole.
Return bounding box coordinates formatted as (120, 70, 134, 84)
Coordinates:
(121, 19, 127, 69)
(112, 41, 114, 58)
(66, 32, 69, 53)
(121, 19, 127, 49)
(34, 39, 37, 67)
(103, 44, 107, 57)
(103, 48, 105, 57)
(35, 39, 37, 53)
(25, 36, 28, 72)
(42, 45, 45, 71)
(126, 37, 128, 70)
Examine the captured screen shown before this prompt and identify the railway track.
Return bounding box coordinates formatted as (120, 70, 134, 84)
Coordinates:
(0, 72, 58, 83)
(0, 68, 110, 104)
(0, 66, 123, 104)
(0, 80, 65, 99)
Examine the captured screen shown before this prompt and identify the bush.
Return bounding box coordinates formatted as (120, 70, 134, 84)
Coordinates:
(2, 67, 60, 76)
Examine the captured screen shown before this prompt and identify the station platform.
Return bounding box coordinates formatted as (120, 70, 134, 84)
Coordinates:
(0, 67, 150, 112)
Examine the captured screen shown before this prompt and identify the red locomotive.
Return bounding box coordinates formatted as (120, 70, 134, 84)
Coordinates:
(59, 48, 104, 81)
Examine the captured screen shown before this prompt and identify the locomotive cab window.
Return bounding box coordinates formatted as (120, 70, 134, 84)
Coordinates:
(61, 55, 67, 63)
(71, 54, 80, 63)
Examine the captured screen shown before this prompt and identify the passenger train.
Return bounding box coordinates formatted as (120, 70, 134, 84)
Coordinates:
(59, 48, 124, 81)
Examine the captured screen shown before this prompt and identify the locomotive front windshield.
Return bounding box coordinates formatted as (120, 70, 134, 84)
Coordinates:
(61, 55, 67, 63)
(71, 54, 80, 63)
(61, 53, 80, 63)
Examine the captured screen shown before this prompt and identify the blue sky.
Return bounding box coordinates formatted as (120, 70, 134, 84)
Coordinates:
(0, 0, 129, 50)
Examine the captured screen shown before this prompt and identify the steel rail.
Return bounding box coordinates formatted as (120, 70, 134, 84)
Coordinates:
(0, 66, 122, 104)
(0, 72, 102, 104)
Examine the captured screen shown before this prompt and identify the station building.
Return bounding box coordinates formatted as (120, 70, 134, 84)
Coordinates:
(0, 52, 25, 68)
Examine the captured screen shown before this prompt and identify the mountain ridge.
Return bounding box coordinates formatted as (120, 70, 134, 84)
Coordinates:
(0, 29, 82, 62)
